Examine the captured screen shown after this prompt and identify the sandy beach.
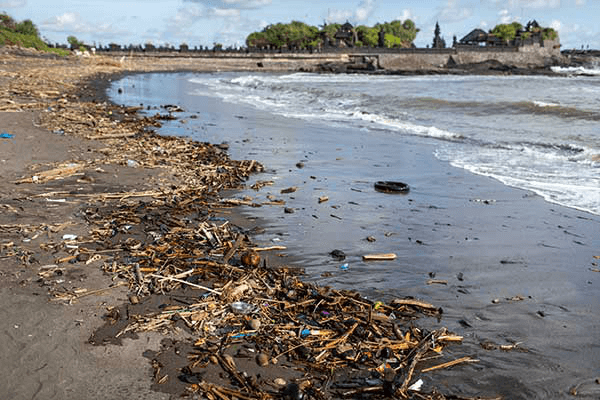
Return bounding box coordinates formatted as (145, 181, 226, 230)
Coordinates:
(1, 48, 599, 400)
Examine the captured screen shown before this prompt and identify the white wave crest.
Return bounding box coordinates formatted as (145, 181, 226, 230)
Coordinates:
(551, 66, 600, 76)
(533, 100, 561, 107)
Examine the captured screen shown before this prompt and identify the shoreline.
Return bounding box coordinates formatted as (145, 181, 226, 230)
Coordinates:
(1, 49, 599, 399)
(108, 70, 600, 398)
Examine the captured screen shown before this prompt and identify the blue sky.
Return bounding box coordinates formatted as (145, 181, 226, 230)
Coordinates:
(1, 0, 597, 49)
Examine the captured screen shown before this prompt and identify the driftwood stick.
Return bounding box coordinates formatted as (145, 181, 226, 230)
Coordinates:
(223, 234, 244, 264)
(398, 334, 432, 394)
(148, 273, 221, 294)
(421, 356, 479, 373)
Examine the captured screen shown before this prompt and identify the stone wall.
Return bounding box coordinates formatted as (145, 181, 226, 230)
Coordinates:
(107, 41, 562, 73)
(377, 40, 561, 71)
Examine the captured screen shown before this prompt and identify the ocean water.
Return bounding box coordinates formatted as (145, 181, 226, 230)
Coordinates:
(188, 72, 600, 215)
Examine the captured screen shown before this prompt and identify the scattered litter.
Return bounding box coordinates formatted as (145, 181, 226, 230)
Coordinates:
(408, 378, 424, 391)
(0, 132, 14, 139)
(427, 279, 448, 285)
(363, 253, 397, 261)
(374, 181, 410, 194)
(280, 186, 298, 194)
(471, 198, 496, 204)
(329, 249, 346, 260)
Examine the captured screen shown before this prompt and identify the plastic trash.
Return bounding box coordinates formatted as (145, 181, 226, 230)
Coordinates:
(0, 132, 14, 139)
(62, 234, 78, 241)
(230, 332, 258, 339)
(300, 329, 328, 337)
(340, 263, 349, 271)
(127, 159, 138, 168)
(408, 378, 423, 391)
(230, 301, 257, 314)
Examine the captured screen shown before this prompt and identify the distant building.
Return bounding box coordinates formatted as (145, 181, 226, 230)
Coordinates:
(335, 22, 357, 48)
(459, 20, 558, 48)
(432, 22, 446, 48)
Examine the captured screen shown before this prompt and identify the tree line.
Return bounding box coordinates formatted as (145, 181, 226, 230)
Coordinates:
(246, 20, 419, 50)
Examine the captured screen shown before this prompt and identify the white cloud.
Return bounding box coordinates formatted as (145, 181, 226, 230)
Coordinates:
(326, 9, 353, 23)
(210, 8, 241, 18)
(497, 9, 518, 24)
(327, 0, 376, 24)
(510, 0, 560, 8)
(397, 9, 415, 22)
(355, 0, 375, 22)
(549, 19, 561, 31)
(166, 5, 204, 34)
(184, 0, 271, 9)
(437, 0, 472, 23)
(41, 12, 127, 38)
(575, 0, 586, 5)
(0, 0, 26, 7)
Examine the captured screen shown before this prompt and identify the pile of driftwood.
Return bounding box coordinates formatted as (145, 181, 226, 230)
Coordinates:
(60, 185, 473, 399)
(1, 51, 478, 399)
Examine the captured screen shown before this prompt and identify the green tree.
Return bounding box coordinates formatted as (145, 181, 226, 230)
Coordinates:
(542, 28, 558, 41)
(14, 19, 38, 37)
(490, 22, 523, 43)
(247, 21, 319, 49)
(67, 35, 88, 51)
(384, 33, 403, 48)
(356, 25, 378, 47)
(0, 13, 16, 30)
(246, 19, 419, 50)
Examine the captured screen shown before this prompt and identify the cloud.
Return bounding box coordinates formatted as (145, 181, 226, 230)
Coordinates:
(510, 0, 560, 8)
(327, 9, 353, 23)
(0, 0, 26, 7)
(210, 8, 241, 18)
(165, 5, 204, 34)
(486, 0, 560, 9)
(183, 0, 271, 9)
(327, 0, 376, 24)
(41, 12, 127, 38)
(437, 0, 472, 23)
(355, 0, 375, 22)
(397, 9, 415, 22)
(497, 9, 518, 24)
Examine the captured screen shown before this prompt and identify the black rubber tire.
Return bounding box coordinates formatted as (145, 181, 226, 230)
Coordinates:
(374, 181, 410, 194)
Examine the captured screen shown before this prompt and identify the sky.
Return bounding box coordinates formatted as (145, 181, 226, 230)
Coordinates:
(1, 0, 598, 50)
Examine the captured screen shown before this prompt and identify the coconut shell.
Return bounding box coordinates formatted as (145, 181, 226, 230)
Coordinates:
(241, 250, 261, 267)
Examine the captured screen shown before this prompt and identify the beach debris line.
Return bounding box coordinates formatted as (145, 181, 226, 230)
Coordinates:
(69, 184, 468, 399)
